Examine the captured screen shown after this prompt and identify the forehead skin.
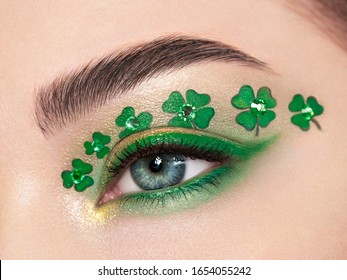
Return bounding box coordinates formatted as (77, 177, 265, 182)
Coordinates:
(0, 0, 347, 259)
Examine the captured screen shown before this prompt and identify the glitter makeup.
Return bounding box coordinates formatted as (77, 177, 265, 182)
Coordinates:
(162, 89, 215, 129)
(84, 132, 111, 159)
(288, 94, 324, 131)
(61, 159, 94, 192)
(231, 85, 277, 136)
(115, 106, 153, 139)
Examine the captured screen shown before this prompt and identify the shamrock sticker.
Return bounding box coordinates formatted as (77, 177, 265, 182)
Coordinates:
(162, 89, 215, 129)
(115, 107, 153, 139)
(61, 159, 94, 192)
(84, 132, 111, 159)
(231, 85, 277, 136)
(288, 94, 324, 131)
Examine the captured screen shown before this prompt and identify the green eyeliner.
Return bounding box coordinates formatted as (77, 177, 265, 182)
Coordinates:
(120, 165, 233, 215)
(98, 128, 277, 216)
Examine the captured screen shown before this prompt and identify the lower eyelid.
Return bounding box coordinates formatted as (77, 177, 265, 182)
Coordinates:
(95, 128, 278, 216)
(118, 164, 234, 216)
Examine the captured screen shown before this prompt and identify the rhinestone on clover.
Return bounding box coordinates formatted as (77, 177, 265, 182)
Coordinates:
(178, 104, 196, 121)
(301, 105, 314, 120)
(61, 159, 94, 192)
(162, 90, 215, 129)
(91, 139, 104, 152)
(288, 94, 324, 131)
(231, 85, 277, 136)
(250, 98, 267, 116)
(71, 170, 85, 184)
(125, 116, 140, 130)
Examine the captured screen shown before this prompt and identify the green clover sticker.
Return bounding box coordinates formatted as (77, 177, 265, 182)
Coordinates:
(162, 89, 215, 129)
(61, 159, 94, 192)
(84, 132, 111, 159)
(231, 85, 277, 136)
(115, 106, 153, 139)
(288, 94, 324, 131)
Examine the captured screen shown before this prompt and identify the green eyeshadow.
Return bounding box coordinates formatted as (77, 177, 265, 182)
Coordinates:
(98, 128, 277, 216)
(62, 85, 324, 202)
(119, 165, 234, 215)
(59, 84, 326, 222)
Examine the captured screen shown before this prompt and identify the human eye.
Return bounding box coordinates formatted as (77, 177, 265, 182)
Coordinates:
(95, 127, 275, 216)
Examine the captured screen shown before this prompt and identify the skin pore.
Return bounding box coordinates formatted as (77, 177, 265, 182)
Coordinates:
(0, 0, 347, 259)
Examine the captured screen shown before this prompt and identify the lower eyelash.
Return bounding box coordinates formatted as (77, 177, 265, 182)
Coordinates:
(96, 129, 276, 216)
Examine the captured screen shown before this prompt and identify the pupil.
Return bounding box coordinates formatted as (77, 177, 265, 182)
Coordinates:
(149, 156, 163, 172)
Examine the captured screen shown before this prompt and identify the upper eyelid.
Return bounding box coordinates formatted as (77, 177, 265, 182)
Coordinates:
(97, 129, 237, 205)
(34, 35, 271, 136)
(97, 129, 221, 185)
(100, 128, 236, 183)
(97, 127, 275, 189)
(106, 133, 231, 176)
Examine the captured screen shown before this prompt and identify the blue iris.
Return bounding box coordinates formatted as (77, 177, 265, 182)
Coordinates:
(130, 154, 186, 190)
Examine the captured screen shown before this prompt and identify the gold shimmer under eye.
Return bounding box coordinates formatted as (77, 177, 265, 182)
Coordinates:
(62, 194, 122, 226)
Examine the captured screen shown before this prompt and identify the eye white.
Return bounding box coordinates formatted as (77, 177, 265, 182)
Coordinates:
(117, 157, 215, 194)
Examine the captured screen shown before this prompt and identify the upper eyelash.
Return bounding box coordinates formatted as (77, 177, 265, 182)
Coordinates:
(106, 134, 233, 184)
(100, 128, 274, 194)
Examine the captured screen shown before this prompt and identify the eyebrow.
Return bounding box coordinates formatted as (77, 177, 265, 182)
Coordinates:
(34, 35, 269, 135)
